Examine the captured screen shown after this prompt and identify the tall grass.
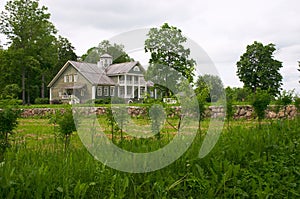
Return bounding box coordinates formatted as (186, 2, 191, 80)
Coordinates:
(0, 117, 299, 198)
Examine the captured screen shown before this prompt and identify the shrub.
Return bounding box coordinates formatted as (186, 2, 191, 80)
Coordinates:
(0, 108, 20, 159)
(251, 89, 271, 124)
(57, 108, 77, 151)
(294, 96, 300, 111)
(0, 99, 23, 107)
(34, 98, 49, 104)
(50, 99, 62, 104)
(276, 90, 294, 106)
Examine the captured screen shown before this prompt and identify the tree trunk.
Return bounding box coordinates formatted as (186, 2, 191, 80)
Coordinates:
(22, 65, 26, 105)
(27, 86, 30, 105)
(41, 74, 45, 98)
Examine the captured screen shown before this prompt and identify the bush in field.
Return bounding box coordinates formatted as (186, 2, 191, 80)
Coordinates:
(0, 108, 19, 159)
(149, 104, 166, 140)
(106, 108, 119, 142)
(57, 108, 77, 151)
(225, 87, 234, 128)
(251, 89, 271, 125)
(0, 84, 21, 99)
(113, 106, 129, 142)
(50, 99, 62, 104)
(34, 97, 49, 104)
(277, 90, 294, 106)
(295, 96, 300, 111)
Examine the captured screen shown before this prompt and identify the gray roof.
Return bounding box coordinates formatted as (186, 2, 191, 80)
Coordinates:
(48, 60, 148, 87)
(69, 61, 115, 85)
(106, 61, 140, 75)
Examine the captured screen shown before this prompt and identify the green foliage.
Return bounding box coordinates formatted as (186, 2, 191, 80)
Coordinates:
(113, 106, 129, 141)
(1, 84, 21, 99)
(1, 116, 299, 198)
(57, 109, 77, 150)
(251, 89, 271, 123)
(106, 108, 119, 142)
(81, 40, 132, 63)
(34, 98, 49, 105)
(226, 86, 251, 102)
(277, 90, 294, 106)
(145, 23, 196, 97)
(294, 96, 300, 110)
(86, 97, 124, 105)
(149, 104, 166, 140)
(195, 74, 224, 102)
(225, 87, 234, 126)
(0, 99, 23, 108)
(194, 86, 208, 132)
(0, 108, 19, 158)
(0, 0, 77, 104)
(236, 41, 283, 96)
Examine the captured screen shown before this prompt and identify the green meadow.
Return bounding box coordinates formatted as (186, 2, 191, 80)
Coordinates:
(0, 115, 299, 198)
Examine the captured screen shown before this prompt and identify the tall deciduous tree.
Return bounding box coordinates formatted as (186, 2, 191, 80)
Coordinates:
(144, 23, 195, 97)
(81, 40, 132, 63)
(236, 41, 283, 96)
(195, 74, 224, 102)
(0, 0, 57, 104)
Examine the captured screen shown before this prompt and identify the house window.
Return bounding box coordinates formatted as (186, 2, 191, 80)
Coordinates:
(97, 86, 102, 96)
(64, 75, 68, 83)
(127, 76, 132, 84)
(119, 76, 124, 84)
(81, 90, 84, 96)
(127, 87, 132, 96)
(110, 86, 115, 96)
(134, 76, 139, 84)
(104, 86, 109, 96)
(73, 74, 78, 82)
(69, 75, 73, 82)
(133, 66, 140, 72)
(120, 87, 125, 96)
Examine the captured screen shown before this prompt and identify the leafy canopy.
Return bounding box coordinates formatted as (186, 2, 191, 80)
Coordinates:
(82, 40, 132, 64)
(195, 74, 224, 102)
(236, 41, 283, 96)
(144, 23, 196, 96)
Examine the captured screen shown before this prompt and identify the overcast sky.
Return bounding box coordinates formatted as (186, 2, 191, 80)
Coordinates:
(0, 0, 299, 94)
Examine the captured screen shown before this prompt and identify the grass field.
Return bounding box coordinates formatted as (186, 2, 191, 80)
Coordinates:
(0, 115, 299, 198)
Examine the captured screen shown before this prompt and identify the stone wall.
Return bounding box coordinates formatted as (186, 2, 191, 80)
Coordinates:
(19, 105, 298, 119)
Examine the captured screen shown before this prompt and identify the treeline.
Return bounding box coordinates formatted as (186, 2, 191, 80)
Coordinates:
(0, 0, 77, 104)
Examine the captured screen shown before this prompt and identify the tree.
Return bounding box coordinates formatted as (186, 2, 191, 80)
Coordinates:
(237, 41, 283, 96)
(144, 23, 196, 97)
(195, 74, 224, 102)
(0, 108, 19, 159)
(0, 0, 57, 104)
(81, 40, 132, 63)
(149, 104, 166, 140)
(57, 108, 77, 151)
(251, 89, 271, 126)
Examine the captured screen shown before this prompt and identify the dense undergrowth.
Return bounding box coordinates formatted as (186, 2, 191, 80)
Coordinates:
(0, 117, 299, 198)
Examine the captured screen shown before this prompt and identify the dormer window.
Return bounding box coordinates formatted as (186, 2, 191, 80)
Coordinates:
(133, 66, 140, 72)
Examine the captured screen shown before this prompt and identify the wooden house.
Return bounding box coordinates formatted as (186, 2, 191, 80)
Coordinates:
(47, 54, 154, 104)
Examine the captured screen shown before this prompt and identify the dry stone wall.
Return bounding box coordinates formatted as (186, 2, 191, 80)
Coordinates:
(19, 105, 298, 119)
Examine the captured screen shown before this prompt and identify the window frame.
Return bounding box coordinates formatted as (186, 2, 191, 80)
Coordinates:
(103, 86, 109, 96)
(97, 86, 102, 96)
